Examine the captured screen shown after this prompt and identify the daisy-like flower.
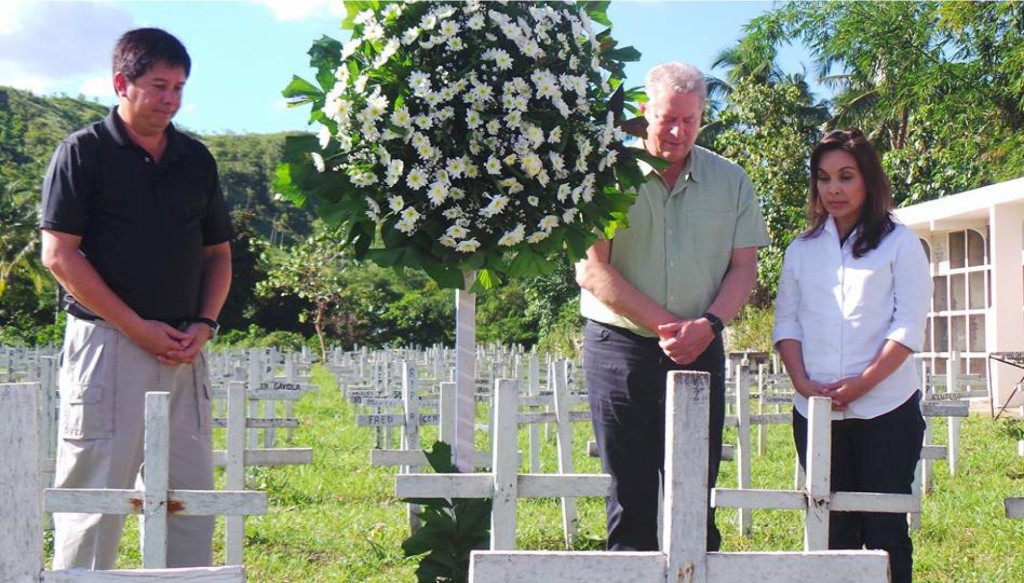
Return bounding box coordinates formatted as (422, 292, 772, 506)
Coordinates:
(467, 13, 485, 30)
(385, 159, 404, 186)
(527, 230, 551, 244)
(562, 207, 579, 224)
(317, 126, 332, 150)
(440, 20, 459, 38)
(391, 106, 412, 128)
(493, 49, 513, 70)
(414, 115, 433, 130)
(538, 215, 559, 231)
(520, 153, 543, 177)
(409, 71, 431, 96)
(446, 157, 466, 178)
(382, 4, 402, 19)
(388, 195, 405, 213)
(480, 194, 510, 218)
(485, 156, 501, 174)
(420, 13, 437, 30)
(406, 167, 428, 190)
(548, 126, 562, 143)
(498, 224, 526, 246)
(427, 181, 448, 206)
(342, 38, 362, 59)
(455, 239, 481, 253)
(439, 235, 457, 248)
(446, 224, 469, 239)
(466, 109, 483, 128)
(527, 196, 539, 206)
(557, 183, 572, 202)
(311, 152, 325, 173)
(449, 186, 466, 200)
(402, 27, 421, 45)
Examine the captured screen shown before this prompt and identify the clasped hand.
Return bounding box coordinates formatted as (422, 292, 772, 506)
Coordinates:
(656, 319, 714, 365)
(133, 320, 210, 365)
(794, 376, 869, 411)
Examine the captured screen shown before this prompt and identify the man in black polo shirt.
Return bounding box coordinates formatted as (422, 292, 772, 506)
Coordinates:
(40, 28, 231, 569)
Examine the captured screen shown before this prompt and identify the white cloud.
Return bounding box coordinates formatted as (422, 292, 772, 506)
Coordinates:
(249, 0, 345, 22)
(0, 0, 134, 93)
(78, 75, 114, 99)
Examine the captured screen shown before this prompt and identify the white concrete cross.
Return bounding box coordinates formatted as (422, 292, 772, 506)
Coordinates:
(468, 372, 891, 582)
(395, 377, 612, 550)
(712, 395, 920, 551)
(1, 382, 251, 582)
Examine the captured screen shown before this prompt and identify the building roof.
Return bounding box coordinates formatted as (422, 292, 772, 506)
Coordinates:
(895, 177, 1024, 232)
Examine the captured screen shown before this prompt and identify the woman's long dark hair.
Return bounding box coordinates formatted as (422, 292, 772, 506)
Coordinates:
(804, 128, 895, 258)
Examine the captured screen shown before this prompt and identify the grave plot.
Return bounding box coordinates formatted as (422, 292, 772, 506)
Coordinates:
(2, 382, 257, 582)
(469, 372, 891, 583)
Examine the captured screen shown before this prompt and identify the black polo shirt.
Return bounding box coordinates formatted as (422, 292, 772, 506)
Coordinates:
(40, 107, 232, 322)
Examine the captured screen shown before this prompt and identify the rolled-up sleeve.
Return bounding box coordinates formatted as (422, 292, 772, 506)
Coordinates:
(772, 244, 803, 347)
(885, 231, 932, 351)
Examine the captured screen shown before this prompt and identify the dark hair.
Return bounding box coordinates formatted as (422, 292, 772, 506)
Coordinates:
(804, 128, 894, 258)
(112, 28, 191, 83)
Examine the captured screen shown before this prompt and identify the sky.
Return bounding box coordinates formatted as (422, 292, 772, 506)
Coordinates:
(0, 0, 816, 135)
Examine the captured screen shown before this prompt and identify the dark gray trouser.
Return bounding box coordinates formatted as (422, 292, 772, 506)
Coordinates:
(585, 319, 726, 552)
(793, 391, 925, 583)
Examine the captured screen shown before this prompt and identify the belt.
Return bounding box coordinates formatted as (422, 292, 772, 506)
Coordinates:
(65, 301, 191, 330)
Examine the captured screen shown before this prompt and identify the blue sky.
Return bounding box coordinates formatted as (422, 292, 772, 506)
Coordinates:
(0, 0, 815, 135)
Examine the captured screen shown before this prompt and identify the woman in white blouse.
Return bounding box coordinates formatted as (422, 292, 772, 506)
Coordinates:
(773, 128, 931, 583)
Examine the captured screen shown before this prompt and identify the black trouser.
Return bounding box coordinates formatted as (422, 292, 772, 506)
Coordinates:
(584, 319, 726, 552)
(793, 392, 925, 583)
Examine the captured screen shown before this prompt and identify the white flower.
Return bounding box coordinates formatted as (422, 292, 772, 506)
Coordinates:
(557, 184, 571, 202)
(439, 236, 457, 248)
(548, 152, 565, 173)
(427, 181, 448, 206)
(446, 157, 466, 177)
(455, 239, 481, 253)
(409, 71, 431, 96)
(440, 20, 459, 37)
(385, 159, 404, 186)
(414, 115, 433, 130)
(450, 186, 466, 199)
(492, 49, 513, 70)
(382, 4, 402, 19)
(486, 119, 501, 135)
(520, 153, 543, 177)
(527, 230, 551, 243)
(402, 27, 421, 45)
(447, 37, 464, 51)
(353, 9, 375, 25)
(350, 169, 378, 186)
(480, 194, 510, 218)
(317, 126, 332, 149)
(485, 156, 501, 174)
(406, 167, 428, 190)
(342, 38, 362, 59)
(562, 207, 578, 224)
(467, 13, 485, 30)
(466, 109, 483, 128)
(311, 152, 325, 173)
(446, 224, 469, 239)
(498, 224, 526, 246)
(538, 215, 559, 231)
(527, 196, 539, 206)
(391, 106, 412, 128)
(548, 126, 562, 143)
(388, 195, 405, 213)
(363, 21, 385, 42)
(420, 13, 437, 30)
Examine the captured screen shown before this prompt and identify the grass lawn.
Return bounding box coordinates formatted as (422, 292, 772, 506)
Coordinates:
(48, 364, 1024, 581)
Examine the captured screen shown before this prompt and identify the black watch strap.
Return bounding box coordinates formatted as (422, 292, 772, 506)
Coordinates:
(702, 312, 724, 336)
(194, 317, 220, 336)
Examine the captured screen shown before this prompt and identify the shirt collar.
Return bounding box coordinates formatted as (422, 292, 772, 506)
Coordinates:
(102, 106, 188, 157)
(823, 215, 862, 245)
(637, 146, 703, 185)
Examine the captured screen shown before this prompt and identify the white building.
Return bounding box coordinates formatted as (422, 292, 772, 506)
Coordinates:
(895, 177, 1024, 411)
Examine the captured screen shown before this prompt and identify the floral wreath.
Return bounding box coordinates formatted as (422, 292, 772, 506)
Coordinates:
(279, 0, 648, 289)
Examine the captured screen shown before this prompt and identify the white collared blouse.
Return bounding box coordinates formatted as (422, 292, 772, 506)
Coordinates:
(772, 216, 932, 419)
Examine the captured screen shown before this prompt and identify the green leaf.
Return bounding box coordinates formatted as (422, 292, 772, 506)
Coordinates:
(282, 75, 322, 101)
(509, 247, 553, 278)
(607, 46, 642, 63)
(582, 1, 612, 27)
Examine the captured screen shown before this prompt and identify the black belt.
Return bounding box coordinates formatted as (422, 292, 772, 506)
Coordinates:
(65, 301, 190, 330)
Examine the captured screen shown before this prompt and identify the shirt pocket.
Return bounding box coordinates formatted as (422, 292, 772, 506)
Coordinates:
(58, 324, 116, 439)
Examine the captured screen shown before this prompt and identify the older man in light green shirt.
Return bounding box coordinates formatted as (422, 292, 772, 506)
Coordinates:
(576, 61, 769, 553)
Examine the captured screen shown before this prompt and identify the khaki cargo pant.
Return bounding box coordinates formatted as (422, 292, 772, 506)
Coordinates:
(52, 315, 214, 569)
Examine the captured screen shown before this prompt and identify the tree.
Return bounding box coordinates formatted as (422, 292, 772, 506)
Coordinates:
(256, 222, 350, 361)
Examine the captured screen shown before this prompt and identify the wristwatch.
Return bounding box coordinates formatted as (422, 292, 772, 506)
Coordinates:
(702, 312, 724, 336)
(194, 317, 220, 337)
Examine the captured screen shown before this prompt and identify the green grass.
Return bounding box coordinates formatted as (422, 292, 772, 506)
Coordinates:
(46, 368, 1024, 581)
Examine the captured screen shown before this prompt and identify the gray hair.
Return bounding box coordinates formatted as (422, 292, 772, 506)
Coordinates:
(645, 61, 707, 103)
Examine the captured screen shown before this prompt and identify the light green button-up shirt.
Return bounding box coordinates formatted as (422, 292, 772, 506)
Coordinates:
(580, 145, 771, 337)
